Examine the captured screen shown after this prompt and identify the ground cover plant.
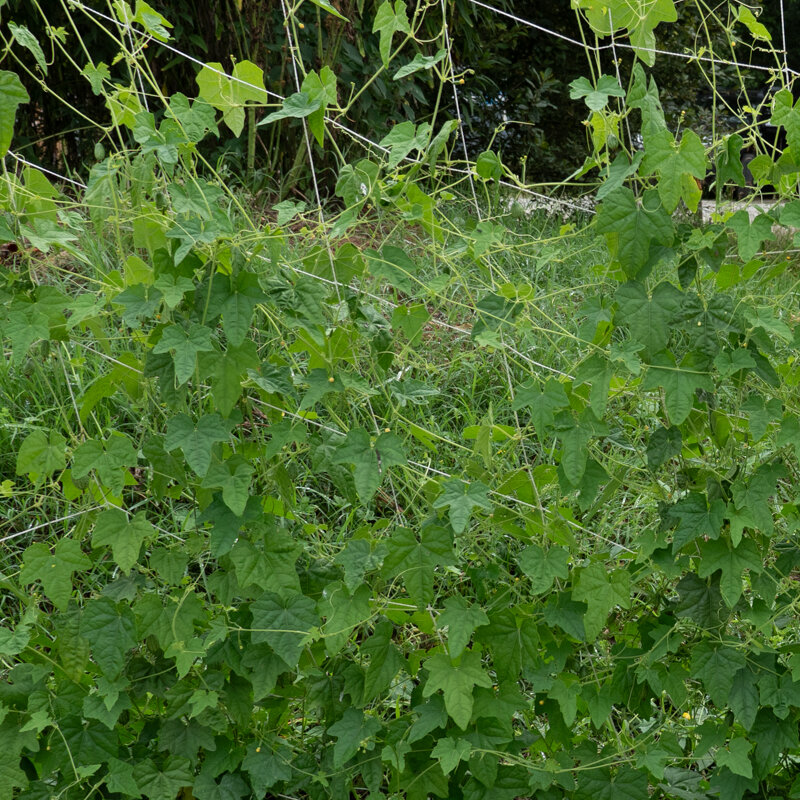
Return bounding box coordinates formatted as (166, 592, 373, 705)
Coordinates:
(3, 1, 800, 798)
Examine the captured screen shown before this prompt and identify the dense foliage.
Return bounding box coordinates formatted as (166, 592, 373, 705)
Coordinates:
(4, 1, 800, 799)
(5, 0, 796, 186)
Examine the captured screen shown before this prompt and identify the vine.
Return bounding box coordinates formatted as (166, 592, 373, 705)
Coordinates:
(2, 1, 800, 799)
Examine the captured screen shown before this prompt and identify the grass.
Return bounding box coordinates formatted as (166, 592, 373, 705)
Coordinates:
(4, 164, 800, 796)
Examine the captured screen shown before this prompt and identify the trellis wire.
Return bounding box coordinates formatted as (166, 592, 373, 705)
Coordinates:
(6, 150, 88, 189)
(463, 0, 798, 76)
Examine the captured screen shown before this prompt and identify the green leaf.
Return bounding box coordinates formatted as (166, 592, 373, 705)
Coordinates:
(382, 524, 454, 607)
(697, 537, 762, 607)
(777, 413, 800, 460)
(691, 641, 746, 705)
(390, 377, 440, 407)
(373, 0, 411, 66)
(207, 341, 259, 417)
(573, 352, 613, 416)
(262, 89, 321, 128)
(0, 70, 29, 157)
(165, 93, 218, 142)
(731, 462, 785, 536)
(432, 478, 492, 533)
(133, 757, 193, 800)
(81, 597, 137, 677)
(20, 539, 90, 610)
(114, 284, 163, 328)
(105, 758, 141, 797)
(327, 708, 382, 767)
(729, 668, 759, 730)
(273, 200, 306, 226)
(192, 771, 249, 800)
(512, 377, 569, 434)
(667, 492, 726, 551)
(307, 0, 347, 20)
(331, 427, 406, 501)
(516, 544, 569, 594)
(379, 120, 430, 170)
(475, 149, 502, 180)
(391, 302, 430, 344)
(750, 709, 798, 774)
(743, 395, 781, 443)
(0, 620, 31, 657)
(642, 351, 713, 425)
(394, 49, 447, 80)
(737, 6, 770, 40)
(674, 572, 724, 628)
(428, 119, 460, 164)
(714, 348, 756, 377)
(476, 607, 539, 681)
(771, 88, 800, 153)
(423, 650, 492, 730)
(9, 23, 47, 74)
(596, 188, 673, 276)
(573, 563, 630, 641)
(129, 1, 174, 40)
(436, 597, 489, 658)
(196, 60, 267, 136)
(582, 682, 614, 728)
(365, 245, 419, 294)
(242, 740, 292, 796)
(229, 530, 301, 595)
(726, 211, 775, 262)
(615, 280, 683, 356)
(152, 274, 194, 308)
(320, 582, 371, 655)
(201, 456, 255, 516)
(15, 429, 66, 480)
(431, 736, 471, 775)
(152, 323, 215, 385)
(640, 128, 706, 212)
(574, 765, 649, 800)
(744, 305, 793, 342)
(92, 509, 154, 573)
(72, 433, 136, 495)
(646, 425, 681, 470)
(165, 412, 229, 476)
(298, 369, 342, 411)
(334, 538, 386, 594)
(554, 409, 606, 486)
(716, 737, 753, 779)
(0, 752, 28, 800)
(569, 74, 625, 111)
(716, 134, 746, 186)
(597, 150, 644, 200)
(250, 591, 318, 667)
(362, 619, 404, 702)
(548, 674, 581, 725)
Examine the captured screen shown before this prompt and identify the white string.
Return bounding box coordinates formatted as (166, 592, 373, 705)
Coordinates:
(0, 507, 103, 543)
(439, 0, 481, 218)
(465, 0, 591, 49)
(463, 0, 799, 76)
(265, 260, 575, 378)
(779, 0, 790, 86)
(276, 0, 341, 297)
(0, 495, 154, 544)
(445, 3, 550, 537)
(67, 0, 599, 217)
(5, 150, 88, 189)
(249, 396, 632, 552)
(70, 0, 394, 152)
